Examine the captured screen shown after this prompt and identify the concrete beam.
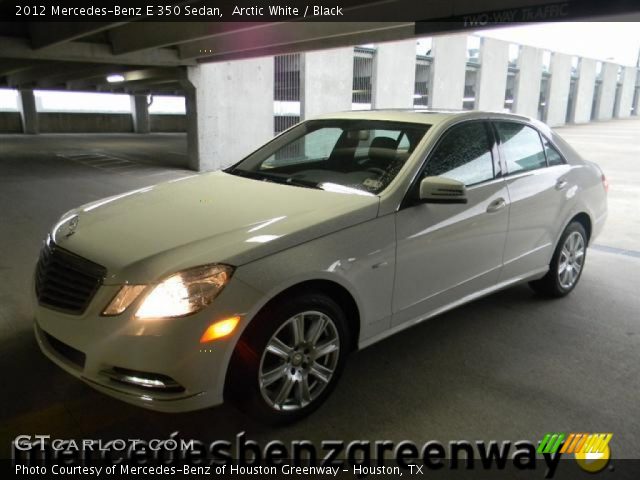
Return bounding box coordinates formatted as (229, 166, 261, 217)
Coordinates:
(594, 62, 618, 121)
(572, 58, 597, 124)
(545, 53, 572, 127)
(430, 34, 467, 109)
(513, 46, 543, 119)
(0, 59, 42, 77)
(301, 47, 353, 119)
(7, 62, 106, 88)
(0, 35, 192, 67)
(65, 66, 156, 90)
(28, 22, 127, 49)
(187, 58, 274, 171)
(372, 40, 415, 109)
(180, 22, 413, 60)
(109, 22, 263, 54)
(476, 37, 509, 112)
(130, 95, 150, 134)
(18, 89, 38, 134)
(616, 66, 638, 118)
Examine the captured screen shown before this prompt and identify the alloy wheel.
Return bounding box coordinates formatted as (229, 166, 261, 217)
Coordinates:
(258, 311, 340, 411)
(558, 231, 585, 289)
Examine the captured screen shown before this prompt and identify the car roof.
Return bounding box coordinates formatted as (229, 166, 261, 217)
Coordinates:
(312, 109, 538, 127)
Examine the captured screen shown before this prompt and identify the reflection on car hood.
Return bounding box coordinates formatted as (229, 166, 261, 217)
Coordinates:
(52, 171, 379, 284)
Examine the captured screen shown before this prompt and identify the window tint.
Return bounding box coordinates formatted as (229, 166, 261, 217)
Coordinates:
(262, 128, 342, 168)
(496, 122, 546, 174)
(233, 120, 430, 194)
(423, 122, 494, 186)
(542, 137, 565, 166)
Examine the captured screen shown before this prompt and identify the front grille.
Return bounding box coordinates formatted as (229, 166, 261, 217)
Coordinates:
(35, 236, 106, 315)
(43, 330, 86, 369)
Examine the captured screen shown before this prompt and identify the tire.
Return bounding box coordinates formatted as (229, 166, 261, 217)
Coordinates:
(226, 291, 350, 425)
(529, 221, 588, 298)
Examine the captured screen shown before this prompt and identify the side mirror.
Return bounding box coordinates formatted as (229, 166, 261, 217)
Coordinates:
(418, 176, 468, 204)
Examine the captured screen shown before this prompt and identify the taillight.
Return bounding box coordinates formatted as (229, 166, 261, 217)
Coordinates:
(602, 174, 609, 193)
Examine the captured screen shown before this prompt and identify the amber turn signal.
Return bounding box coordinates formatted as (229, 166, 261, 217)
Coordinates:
(199, 316, 241, 343)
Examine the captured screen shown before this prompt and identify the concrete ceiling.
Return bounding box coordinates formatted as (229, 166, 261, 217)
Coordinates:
(0, 0, 638, 95)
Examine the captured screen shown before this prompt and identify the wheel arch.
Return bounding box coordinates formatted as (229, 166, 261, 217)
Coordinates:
(223, 278, 362, 401)
(570, 211, 592, 244)
(247, 279, 361, 353)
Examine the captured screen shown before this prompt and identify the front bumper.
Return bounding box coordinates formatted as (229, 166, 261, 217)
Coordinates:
(33, 276, 264, 413)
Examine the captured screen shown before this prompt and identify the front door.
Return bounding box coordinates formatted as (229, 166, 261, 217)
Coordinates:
(393, 121, 509, 327)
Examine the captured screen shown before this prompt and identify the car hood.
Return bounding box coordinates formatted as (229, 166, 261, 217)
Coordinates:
(52, 171, 379, 285)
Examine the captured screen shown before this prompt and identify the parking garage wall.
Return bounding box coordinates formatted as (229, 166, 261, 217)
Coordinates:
(0, 111, 21, 132)
(0, 111, 186, 133)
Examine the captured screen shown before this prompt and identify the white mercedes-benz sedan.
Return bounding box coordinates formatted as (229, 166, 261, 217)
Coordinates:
(33, 110, 607, 423)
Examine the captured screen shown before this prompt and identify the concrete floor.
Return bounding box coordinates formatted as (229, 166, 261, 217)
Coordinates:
(0, 123, 639, 460)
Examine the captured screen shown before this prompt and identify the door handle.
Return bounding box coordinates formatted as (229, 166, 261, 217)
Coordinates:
(555, 179, 568, 190)
(486, 197, 507, 213)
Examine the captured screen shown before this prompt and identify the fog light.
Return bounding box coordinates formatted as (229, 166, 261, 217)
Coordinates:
(200, 316, 240, 343)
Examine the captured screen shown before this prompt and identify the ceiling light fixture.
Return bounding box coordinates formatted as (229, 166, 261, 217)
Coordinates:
(106, 74, 125, 83)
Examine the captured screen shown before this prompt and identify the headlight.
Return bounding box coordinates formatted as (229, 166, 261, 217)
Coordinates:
(102, 285, 147, 316)
(101, 264, 234, 319)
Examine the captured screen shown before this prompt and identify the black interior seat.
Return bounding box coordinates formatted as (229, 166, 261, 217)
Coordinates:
(366, 136, 398, 171)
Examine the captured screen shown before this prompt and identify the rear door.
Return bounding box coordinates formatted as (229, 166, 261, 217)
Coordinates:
(494, 121, 572, 280)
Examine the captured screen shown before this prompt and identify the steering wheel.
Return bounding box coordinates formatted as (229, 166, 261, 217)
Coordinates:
(366, 167, 386, 177)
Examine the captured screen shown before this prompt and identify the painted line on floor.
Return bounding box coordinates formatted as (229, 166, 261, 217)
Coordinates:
(591, 244, 640, 259)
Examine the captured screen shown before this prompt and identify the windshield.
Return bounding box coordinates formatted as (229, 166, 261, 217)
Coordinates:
(227, 119, 430, 195)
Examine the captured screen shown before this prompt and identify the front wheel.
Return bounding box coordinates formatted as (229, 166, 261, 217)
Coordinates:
(226, 292, 350, 424)
(529, 221, 588, 297)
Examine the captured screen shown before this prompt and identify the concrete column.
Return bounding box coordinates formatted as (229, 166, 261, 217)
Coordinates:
(179, 77, 199, 171)
(594, 62, 618, 121)
(545, 53, 572, 127)
(301, 47, 353, 119)
(18, 89, 38, 134)
(476, 37, 509, 111)
(634, 79, 640, 117)
(130, 95, 150, 133)
(512, 46, 543, 118)
(187, 58, 274, 172)
(430, 34, 467, 109)
(616, 66, 638, 118)
(572, 58, 597, 124)
(372, 40, 416, 109)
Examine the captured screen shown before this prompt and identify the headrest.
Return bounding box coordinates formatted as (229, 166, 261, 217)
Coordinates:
(369, 136, 398, 151)
(368, 137, 398, 163)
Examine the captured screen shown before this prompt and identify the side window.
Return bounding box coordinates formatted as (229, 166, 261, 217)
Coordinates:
(542, 137, 565, 166)
(397, 133, 410, 153)
(423, 122, 494, 186)
(496, 122, 547, 174)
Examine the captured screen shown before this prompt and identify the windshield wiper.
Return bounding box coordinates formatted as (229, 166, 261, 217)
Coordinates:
(227, 169, 322, 190)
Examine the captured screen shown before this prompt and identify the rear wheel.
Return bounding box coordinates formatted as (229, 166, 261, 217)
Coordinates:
(226, 292, 350, 424)
(529, 221, 587, 297)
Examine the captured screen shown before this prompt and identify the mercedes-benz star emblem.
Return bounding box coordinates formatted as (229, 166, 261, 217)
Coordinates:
(63, 215, 79, 238)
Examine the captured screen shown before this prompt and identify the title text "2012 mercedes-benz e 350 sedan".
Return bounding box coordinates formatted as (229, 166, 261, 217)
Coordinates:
(33, 110, 607, 423)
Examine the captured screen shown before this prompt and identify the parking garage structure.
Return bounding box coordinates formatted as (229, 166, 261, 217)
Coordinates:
(2, 28, 639, 173)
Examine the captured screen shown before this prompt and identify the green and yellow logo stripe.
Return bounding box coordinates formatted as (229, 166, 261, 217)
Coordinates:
(538, 432, 612, 474)
(537, 432, 612, 455)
